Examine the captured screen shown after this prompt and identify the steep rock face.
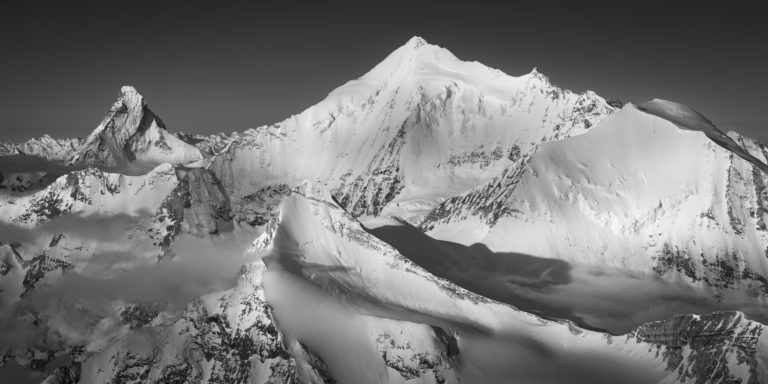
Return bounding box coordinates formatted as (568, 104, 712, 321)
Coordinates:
(70, 86, 202, 169)
(76, 262, 300, 384)
(421, 104, 768, 302)
(208, 37, 613, 226)
(174, 167, 234, 236)
(633, 312, 767, 383)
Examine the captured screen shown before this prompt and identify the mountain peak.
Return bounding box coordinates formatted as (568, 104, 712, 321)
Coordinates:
(360, 36, 458, 81)
(405, 35, 428, 50)
(69, 86, 202, 168)
(120, 85, 139, 96)
(526, 67, 550, 84)
(360, 36, 548, 94)
(116, 85, 145, 111)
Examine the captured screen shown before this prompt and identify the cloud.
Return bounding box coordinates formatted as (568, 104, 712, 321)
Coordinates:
(0, 225, 260, 349)
(28, 230, 258, 309)
(0, 155, 77, 173)
(0, 211, 150, 246)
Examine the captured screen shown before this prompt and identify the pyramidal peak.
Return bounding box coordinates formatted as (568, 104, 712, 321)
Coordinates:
(69, 85, 202, 168)
(120, 85, 140, 95)
(112, 85, 146, 113)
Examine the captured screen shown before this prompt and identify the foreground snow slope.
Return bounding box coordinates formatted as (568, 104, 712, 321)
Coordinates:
(8, 183, 764, 384)
(254, 182, 767, 383)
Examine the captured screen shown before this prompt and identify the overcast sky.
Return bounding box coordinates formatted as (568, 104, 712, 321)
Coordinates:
(1, 1, 765, 142)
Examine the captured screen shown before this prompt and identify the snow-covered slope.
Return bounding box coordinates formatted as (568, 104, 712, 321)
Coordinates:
(639, 98, 768, 174)
(209, 36, 613, 225)
(420, 103, 768, 329)
(33, 182, 764, 383)
(255, 182, 767, 383)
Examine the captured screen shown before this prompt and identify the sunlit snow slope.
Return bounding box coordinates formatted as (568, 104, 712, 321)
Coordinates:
(209, 36, 613, 225)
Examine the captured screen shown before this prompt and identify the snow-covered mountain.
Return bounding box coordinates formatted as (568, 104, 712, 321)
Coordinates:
(0, 135, 81, 162)
(70, 86, 204, 171)
(1, 37, 767, 383)
(209, 36, 613, 225)
(419, 101, 768, 331)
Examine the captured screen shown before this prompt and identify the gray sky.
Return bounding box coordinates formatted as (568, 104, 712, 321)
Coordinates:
(1, 1, 765, 142)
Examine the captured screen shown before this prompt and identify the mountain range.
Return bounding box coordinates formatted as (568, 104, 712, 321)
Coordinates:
(0, 36, 766, 384)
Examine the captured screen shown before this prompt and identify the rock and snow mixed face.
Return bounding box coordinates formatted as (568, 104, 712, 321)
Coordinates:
(418, 103, 768, 331)
(209, 36, 613, 225)
(0, 135, 81, 162)
(254, 182, 768, 383)
(1, 36, 767, 383)
(70, 86, 203, 171)
(0, 136, 82, 192)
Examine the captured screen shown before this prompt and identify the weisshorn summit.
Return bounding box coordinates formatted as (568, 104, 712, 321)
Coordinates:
(1, 37, 767, 384)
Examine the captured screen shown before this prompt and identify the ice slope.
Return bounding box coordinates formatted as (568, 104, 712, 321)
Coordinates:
(422, 103, 768, 317)
(70, 86, 203, 171)
(209, 36, 613, 225)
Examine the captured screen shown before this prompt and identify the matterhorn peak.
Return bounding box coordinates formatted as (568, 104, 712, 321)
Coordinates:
(114, 85, 146, 112)
(69, 86, 202, 169)
(120, 85, 139, 95)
